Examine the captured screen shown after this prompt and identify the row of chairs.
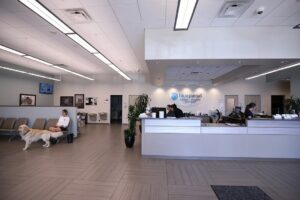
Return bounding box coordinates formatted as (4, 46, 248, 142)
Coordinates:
(0, 118, 67, 141)
(0, 118, 60, 131)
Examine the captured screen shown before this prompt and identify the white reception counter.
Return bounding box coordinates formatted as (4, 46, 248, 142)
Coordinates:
(141, 118, 300, 159)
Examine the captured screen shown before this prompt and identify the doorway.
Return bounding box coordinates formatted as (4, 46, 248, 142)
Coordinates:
(271, 95, 285, 115)
(225, 95, 238, 116)
(110, 95, 122, 123)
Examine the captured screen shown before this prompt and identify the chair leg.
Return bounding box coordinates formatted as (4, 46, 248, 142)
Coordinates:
(8, 134, 18, 142)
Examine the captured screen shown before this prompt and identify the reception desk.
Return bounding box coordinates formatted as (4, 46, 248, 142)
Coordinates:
(141, 118, 300, 159)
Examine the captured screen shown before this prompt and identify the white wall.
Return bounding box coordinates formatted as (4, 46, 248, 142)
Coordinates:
(0, 71, 54, 106)
(291, 76, 300, 98)
(54, 77, 289, 124)
(145, 27, 300, 60)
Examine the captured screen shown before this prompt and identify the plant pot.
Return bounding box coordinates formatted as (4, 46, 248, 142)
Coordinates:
(125, 135, 135, 148)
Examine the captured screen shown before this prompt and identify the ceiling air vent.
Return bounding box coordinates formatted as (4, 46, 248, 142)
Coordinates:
(218, 0, 254, 18)
(64, 8, 91, 23)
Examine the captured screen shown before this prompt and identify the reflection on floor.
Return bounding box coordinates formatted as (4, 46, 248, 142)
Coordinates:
(0, 124, 299, 200)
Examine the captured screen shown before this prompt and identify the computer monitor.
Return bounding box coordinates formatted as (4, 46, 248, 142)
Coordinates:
(235, 106, 242, 114)
(151, 107, 166, 118)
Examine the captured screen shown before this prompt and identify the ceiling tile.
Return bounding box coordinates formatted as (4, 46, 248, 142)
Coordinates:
(190, 0, 224, 27)
(234, 18, 261, 26)
(210, 18, 238, 27)
(267, 0, 300, 17)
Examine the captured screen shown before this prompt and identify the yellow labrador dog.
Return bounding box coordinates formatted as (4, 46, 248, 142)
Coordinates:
(18, 124, 62, 151)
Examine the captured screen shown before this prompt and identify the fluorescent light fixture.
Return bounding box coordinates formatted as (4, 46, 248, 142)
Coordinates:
(24, 55, 53, 66)
(67, 34, 98, 53)
(174, 0, 199, 30)
(18, 0, 73, 34)
(18, 0, 131, 81)
(94, 53, 111, 65)
(108, 64, 131, 80)
(0, 44, 94, 81)
(0, 65, 60, 81)
(246, 62, 300, 80)
(52, 65, 94, 81)
(0, 44, 25, 56)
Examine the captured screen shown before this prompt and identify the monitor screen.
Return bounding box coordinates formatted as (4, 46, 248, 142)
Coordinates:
(39, 83, 53, 94)
(235, 106, 242, 114)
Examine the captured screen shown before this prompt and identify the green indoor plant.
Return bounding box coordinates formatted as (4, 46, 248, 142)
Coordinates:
(124, 94, 150, 148)
(285, 96, 300, 114)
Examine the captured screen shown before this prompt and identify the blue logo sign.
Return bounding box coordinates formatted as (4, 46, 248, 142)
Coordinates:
(170, 93, 178, 101)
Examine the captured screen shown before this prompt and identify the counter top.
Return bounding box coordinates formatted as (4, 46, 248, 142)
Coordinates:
(250, 118, 300, 121)
(140, 117, 201, 120)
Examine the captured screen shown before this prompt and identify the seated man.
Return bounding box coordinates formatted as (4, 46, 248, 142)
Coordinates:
(49, 109, 70, 140)
(172, 104, 184, 118)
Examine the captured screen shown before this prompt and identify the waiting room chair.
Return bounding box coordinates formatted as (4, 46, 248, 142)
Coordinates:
(0, 117, 4, 128)
(32, 118, 46, 130)
(8, 118, 29, 141)
(45, 118, 58, 130)
(0, 118, 16, 130)
(13, 118, 29, 130)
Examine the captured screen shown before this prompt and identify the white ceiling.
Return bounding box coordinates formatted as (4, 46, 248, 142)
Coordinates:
(146, 59, 299, 86)
(0, 0, 299, 82)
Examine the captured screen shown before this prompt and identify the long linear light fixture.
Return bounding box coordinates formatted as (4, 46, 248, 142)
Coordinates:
(0, 44, 25, 56)
(246, 62, 300, 80)
(18, 0, 131, 80)
(174, 0, 199, 30)
(0, 66, 61, 81)
(0, 44, 94, 81)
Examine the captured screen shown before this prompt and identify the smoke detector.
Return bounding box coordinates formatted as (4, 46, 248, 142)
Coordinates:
(218, 0, 254, 18)
(64, 8, 91, 23)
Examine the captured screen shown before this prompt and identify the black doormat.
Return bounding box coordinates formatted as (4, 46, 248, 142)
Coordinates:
(211, 185, 273, 200)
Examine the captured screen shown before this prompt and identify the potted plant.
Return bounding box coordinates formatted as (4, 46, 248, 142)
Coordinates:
(124, 94, 150, 148)
(285, 96, 300, 114)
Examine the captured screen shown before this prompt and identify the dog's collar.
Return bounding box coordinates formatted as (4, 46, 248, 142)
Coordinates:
(23, 129, 30, 135)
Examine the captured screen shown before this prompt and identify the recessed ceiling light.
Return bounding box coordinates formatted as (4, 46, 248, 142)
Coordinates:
(0, 44, 25, 56)
(174, 0, 199, 30)
(0, 65, 61, 81)
(18, 0, 73, 34)
(246, 62, 300, 80)
(67, 34, 98, 54)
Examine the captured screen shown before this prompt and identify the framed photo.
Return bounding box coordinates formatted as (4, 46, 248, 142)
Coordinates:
(19, 94, 36, 106)
(74, 94, 85, 109)
(60, 96, 74, 107)
(86, 97, 98, 106)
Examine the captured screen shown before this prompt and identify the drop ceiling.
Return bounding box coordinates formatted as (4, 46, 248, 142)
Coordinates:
(0, 0, 299, 82)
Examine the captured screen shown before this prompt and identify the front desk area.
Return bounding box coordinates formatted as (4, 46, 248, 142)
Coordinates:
(1, 0, 300, 199)
(141, 118, 300, 158)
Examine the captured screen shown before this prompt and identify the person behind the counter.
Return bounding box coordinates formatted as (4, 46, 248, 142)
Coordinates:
(172, 104, 184, 118)
(244, 102, 256, 119)
(166, 104, 175, 117)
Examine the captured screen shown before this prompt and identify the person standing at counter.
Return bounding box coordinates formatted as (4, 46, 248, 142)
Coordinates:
(166, 104, 175, 117)
(172, 104, 184, 118)
(245, 102, 256, 119)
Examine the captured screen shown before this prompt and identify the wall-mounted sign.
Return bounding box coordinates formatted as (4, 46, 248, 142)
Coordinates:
(170, 92, 203, 104)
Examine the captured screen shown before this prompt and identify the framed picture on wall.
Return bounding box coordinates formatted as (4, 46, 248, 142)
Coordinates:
(60, 96, 74, 107)
(19, 94, 36, 106)
(85, 97, 97, 106)
(74, 94, 84, 109)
